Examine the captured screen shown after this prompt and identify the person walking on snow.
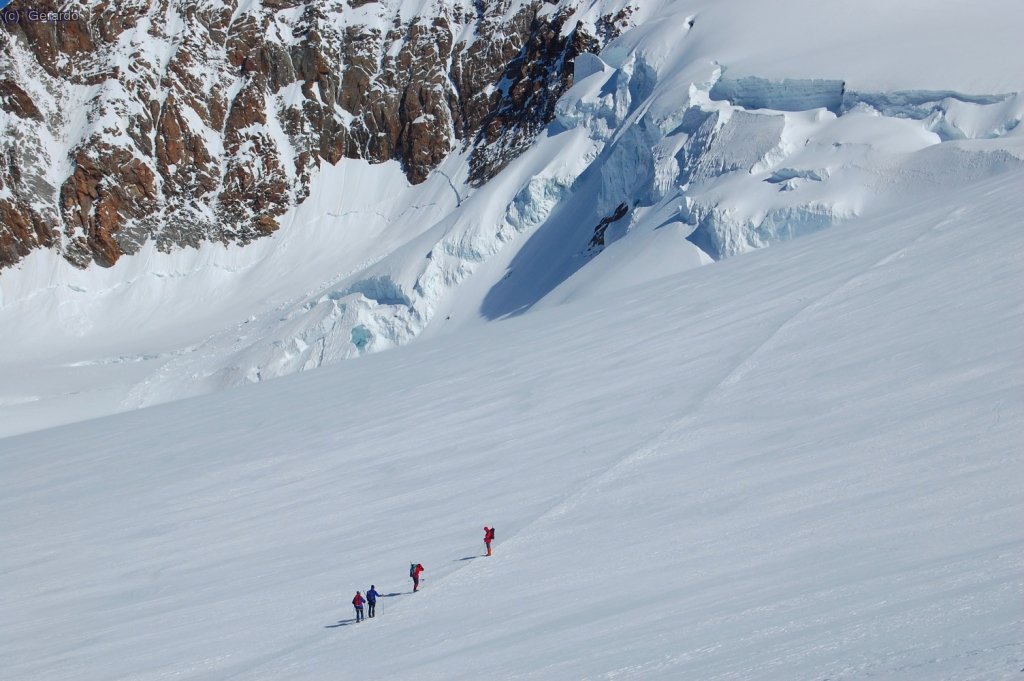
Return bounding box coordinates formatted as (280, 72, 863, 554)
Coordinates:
(410, 563, 424, 592)
(352, 591, 365, 622)
(484, 526, 495, 556)
(366, 585, 379, 618)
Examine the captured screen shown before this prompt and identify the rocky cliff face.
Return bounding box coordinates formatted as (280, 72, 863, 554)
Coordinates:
(0, 0, 625, 269)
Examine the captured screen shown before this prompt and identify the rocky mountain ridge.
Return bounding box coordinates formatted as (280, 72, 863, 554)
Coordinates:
(0, 0, 628, 269)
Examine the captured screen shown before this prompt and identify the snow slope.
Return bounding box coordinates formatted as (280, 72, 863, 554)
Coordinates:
(2, 169, 1022, 680)
(2, 0, 1024, 436)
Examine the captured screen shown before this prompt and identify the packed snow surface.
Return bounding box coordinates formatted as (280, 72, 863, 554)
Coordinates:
(2, 170, 1022, 679)
(2, 3, 1024, 672)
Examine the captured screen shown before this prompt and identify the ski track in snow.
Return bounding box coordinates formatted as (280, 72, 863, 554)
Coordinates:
(446, 199, 989, 582)
(715, 205, 970, 393)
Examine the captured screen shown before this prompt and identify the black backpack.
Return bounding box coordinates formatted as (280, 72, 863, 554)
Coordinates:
(410, 563, 416, 578)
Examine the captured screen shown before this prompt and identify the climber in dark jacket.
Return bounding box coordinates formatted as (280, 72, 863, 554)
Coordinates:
(366, 585, 379, 618)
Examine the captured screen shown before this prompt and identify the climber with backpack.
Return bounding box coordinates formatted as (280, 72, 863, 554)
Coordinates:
(483, 525, 495, 556)
(352, 591, 365, 622)
(366, 585, 379, 618)
(410, 562, 424, 592)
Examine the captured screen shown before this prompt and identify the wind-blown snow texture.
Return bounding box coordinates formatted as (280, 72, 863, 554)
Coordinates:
(2, 9, 1024, 678)
(3, 3, 1023, 678)
(2, 0, 1023, 434)
(2, 169, 1023, 680)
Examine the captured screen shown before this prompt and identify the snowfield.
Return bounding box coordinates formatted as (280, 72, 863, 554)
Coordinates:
(3, 0, 1024, 678)
(2, 169, 1022, 679)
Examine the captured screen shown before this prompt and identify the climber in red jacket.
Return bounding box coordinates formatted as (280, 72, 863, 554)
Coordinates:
(352, 591, 365, 622)
(410, 563, 424, 592)
(483, 526, 495, 556)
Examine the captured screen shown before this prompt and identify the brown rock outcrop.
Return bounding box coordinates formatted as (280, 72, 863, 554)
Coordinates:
(0, 0, 622, 269)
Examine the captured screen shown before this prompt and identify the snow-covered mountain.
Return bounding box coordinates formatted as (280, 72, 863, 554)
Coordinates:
(3, 166, 1022, 680)
(2, 2, 1023, 678)
(2, 1, 1023, 434)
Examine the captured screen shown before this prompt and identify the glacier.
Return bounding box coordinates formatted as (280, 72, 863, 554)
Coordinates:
(2, 2, 1023, 678)
(1, 166, 1022, 680)
(0, 0, 1023, 431)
